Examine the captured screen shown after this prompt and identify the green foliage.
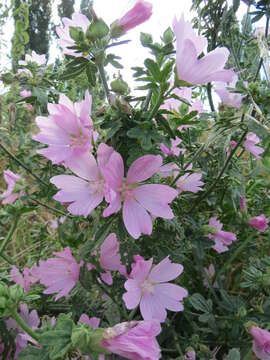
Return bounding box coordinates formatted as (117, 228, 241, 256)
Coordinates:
(26, 0, 52, 57)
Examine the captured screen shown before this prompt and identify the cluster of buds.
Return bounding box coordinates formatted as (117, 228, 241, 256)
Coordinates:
(0, 282, 24, 317)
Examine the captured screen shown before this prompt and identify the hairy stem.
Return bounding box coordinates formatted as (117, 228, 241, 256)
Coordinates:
(97, 62, 110, 103)
(254, 16, 269, 81)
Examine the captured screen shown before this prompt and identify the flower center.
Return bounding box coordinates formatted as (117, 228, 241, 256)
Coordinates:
(141, 278, 155, 294)
(70, 129, 88, 148)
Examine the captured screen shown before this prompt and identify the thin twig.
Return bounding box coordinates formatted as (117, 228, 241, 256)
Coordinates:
(188, 128, 248, 214)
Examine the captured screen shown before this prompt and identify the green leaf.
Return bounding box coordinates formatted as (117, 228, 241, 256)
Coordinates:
(18, 346, 48, 360)
(140, 32, 153, 47)
(251, 12, 264, 23)
(69, 26, 85, 42)
(189, 293, 212, 313)
(225, 349, 241, 360)
(144, 59, 161, 82)
(162, 27, 174, 44)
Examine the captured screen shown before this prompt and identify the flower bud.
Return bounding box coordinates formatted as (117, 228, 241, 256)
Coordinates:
(110, 0, 152, 38)
(110, 78, 129, 95)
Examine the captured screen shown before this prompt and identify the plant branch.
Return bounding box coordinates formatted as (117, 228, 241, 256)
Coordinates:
(28, 196, 70, 218)
(97, 62, 111, 103)
(0, 215, 19, 256)
(0, 142, 48, 187)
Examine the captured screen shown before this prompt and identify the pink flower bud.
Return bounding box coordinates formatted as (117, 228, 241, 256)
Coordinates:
(20, 90, 32, 98)
(112, 1, 152, 37)
(248, 214, 268, 233)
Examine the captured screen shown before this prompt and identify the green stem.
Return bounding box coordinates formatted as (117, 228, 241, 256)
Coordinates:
(216, 234, 253, 280)
(127, 306, 138, 321)
(207, 83, 215, 112)
(11, 309, 40, 342)
(97, 62, 110, 103)
(0, 216, 19, 256)
(0, 142, 48, 187)
(188, 129, 248, 214)
(28, 196, 69, 218)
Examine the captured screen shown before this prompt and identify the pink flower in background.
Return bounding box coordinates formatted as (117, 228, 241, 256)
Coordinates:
(248, 214, 268, 233)
(33, 90, 94, 166)
(123, 256, 187, 322)
(1, 170, 24, 205)
(19, 50, 46, 66)
(203, 264, 218, 289)
(173, 15, 234, 85)
(101, 320, 161, 360)
(32, 247, 80, 300)
(176, 168, 204, 194)
(214, 75, 243, 109)
(226, 140, 237, 157)
(160, 137, 184, 157)
(49, 215, 66, 229)
(250, 326, 270, 360)
(19, 90, 32, 98)
(254, 27, 266, 38)
(79, 314, 101, 329)
(51, 143, 115, 217)
(56, 12, 90, 57)
(6, 304, 40, 359)
(102, 154, 178, 239)
(207, 217, 237, 253)
(10, 266, 38, 293)
(114, 0, 152, 34)
(159, 163, 179, 178)
(244, 132, 264, 159)
(185, 349, 196, 360)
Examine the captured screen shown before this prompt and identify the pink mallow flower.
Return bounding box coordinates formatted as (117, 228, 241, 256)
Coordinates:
(123, 255, 188, 322)
(240, 195, 247, 213)
(10, 266, 38, 293)
(250, 326, 270, 360)
(51, 143, 115, 217)
(56, 12, 90, 57)
(101, 320, 161, 360)
(160, 137, 184, 157)
(113, 0, 152, 35)
(19, 90, 32, 98)
(226, 140, 237, 157)
(19, 50, 46, 66)
(161, 87, 204, 116)
(32, 246, 80, 300)
(1, 170, 24, 205)
(100, 233, 127, 283)
(102, 154, 178, 239)
(33, 90, 95, 166)
(248, 214, 268, 233)
(207, 217, 237, 253)
(214, 74, 243, 109)
(244, 132, 264, 159)
(6, 303, 40, 359)
(176, 166, 204, 194)
(173, 15, 234, 85)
